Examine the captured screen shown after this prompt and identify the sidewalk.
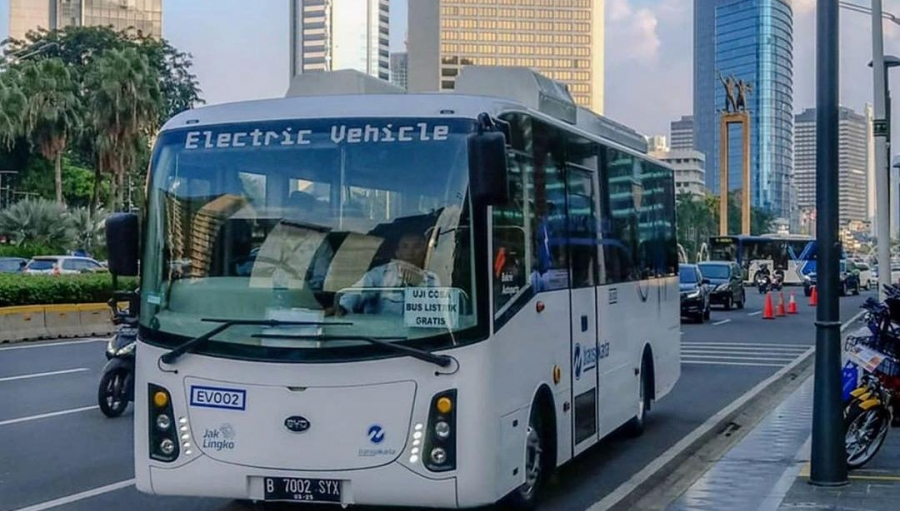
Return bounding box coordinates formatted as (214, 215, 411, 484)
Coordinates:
(666, 373, 900, 511)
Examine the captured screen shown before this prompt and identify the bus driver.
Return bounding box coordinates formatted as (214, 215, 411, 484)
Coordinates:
(336, 232, 440, 316)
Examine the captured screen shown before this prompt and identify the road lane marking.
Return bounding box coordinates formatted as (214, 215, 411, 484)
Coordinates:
(748, 311, 762, 316)
(683, 360, 786, 367)
(0, 368, 90, 383)
(682, 341, 810, 348)
(588, 310, 865, 511)
(11, 478, 135, 511)
(712, 319, 731, 326)
(0, 406, 97, 427)
(683, 355, 800, 362)
(0, 338, 107, 351)
(682, 345, 810, 352)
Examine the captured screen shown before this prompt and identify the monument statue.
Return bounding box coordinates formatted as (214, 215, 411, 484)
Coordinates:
(735, 79, 753, 112)
(718, 71, 737, 113)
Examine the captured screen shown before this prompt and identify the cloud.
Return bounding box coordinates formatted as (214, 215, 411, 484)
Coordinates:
(607, 0, 662, 63)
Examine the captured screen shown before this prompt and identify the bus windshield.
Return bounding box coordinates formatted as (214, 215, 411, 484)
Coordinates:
(140, 117, 480, 360)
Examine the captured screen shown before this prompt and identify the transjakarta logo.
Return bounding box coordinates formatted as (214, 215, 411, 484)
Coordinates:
(573, 343, 598, 381)
(368, 425, 385, 444)
(183, 123, 451, 150)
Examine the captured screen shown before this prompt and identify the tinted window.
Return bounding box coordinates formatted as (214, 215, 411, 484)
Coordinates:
(28, 259, 57, 270)
(62, 260, 79, 270)
(679, 266, 697, 283)
(0, 259, 22, 272)
(698, 264, 731, 279)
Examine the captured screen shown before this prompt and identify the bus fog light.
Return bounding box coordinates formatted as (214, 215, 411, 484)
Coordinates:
(413, 431, 423, 440)
(430, 447, 447, 465)
(160, 439, 175, 455)
(409, 455, 419, 464)
(435, 421, 451, 439)
(156, 414, 171, 431)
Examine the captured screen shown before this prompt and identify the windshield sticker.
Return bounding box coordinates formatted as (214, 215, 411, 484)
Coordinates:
(183, 123, 450, 150)
(404, 288, 460, 329)
(147, 293, 161, 305)
(190, 385, 247, 411)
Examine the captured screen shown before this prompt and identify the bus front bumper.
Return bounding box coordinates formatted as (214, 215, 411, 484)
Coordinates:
(143, 454, 460, 508)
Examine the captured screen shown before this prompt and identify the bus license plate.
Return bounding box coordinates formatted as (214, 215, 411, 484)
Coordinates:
(263, 477, 341, 503)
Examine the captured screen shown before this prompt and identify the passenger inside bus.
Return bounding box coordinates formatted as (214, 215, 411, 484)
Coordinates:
(335, 231, 440, 316)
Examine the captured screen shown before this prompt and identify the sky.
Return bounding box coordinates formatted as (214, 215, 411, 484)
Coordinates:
(3, 0, 900, 145)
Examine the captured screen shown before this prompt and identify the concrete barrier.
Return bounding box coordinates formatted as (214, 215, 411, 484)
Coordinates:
(0, 305, 50, 342)
(0, 302, 115, 344)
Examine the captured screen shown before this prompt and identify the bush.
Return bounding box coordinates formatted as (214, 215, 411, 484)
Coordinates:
(0, 273, 138, 307)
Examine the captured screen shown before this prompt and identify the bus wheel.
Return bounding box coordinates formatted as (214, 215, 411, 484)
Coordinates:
(625, 358, 651, 437)
(508, 407, 545, 510)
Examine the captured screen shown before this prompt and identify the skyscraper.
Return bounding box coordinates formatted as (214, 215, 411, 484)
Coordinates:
(670, 115, 695, 150)
(693, 0, 794, 219)
(290, 0, 390, 81)
(390, 52, 408, 90)
(8, 0, 163, 40)
(794, 107, 868, 226)
(407, 0, 604, 114)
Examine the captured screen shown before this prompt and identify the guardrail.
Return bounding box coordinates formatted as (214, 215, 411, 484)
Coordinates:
(0, 303, 114, 343)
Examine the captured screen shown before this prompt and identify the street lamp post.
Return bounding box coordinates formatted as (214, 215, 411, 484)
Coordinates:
(0, 170, 16, 209)
(810, 0, 848, 487)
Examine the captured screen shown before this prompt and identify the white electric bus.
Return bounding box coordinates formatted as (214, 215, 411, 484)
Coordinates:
(106, 67, 680, 509)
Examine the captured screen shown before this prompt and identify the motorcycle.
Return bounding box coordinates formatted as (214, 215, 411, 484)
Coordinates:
(845, 373, 893, 469)
(756, 272, 771, 294)
(771, 270, 784, 291)
(98, 291, 139, 418)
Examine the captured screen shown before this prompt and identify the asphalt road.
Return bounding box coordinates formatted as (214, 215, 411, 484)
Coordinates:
(0, 288, 870, 511)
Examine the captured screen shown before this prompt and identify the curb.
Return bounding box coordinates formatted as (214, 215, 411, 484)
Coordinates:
(0, 302, 114, 344)
(588, 310, 866, 511)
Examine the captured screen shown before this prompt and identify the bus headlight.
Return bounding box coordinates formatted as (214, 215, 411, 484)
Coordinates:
(424, 390, 457, 472)
(149, 384, 179, 462)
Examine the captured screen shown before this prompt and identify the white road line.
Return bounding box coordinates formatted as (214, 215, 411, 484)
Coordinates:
(0, 338, 107, 352)
(748, 311, 762, 316)
(682, 341, 811, 348)
(0, 406, 97, 427)
(682, 347, 809, 354)
(0, 368, 90, 383)
(11, 478, 135, 511)
(682, 354, 799, 362)
(682, 360, 787, 367)
(712, 319, 732, 326)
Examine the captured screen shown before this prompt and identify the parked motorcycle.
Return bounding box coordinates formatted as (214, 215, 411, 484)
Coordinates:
(98, 291, 139, 418)
(844, 373, 892, 469)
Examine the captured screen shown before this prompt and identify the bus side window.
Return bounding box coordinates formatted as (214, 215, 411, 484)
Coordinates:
(600, 148, 638, 283)
(530, 120, 569, 292)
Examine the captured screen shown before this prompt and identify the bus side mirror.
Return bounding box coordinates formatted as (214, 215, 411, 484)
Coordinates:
(106, 213, 140, 277)
(468, 131, 510, 206)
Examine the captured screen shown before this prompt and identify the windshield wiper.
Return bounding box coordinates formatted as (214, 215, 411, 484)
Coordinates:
(251, 333, 453, 368)
(160, 318, 353, 365)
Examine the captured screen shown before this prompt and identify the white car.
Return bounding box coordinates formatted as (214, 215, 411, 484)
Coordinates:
(23, 256, 104, 275)
(855, 262, 873, 290)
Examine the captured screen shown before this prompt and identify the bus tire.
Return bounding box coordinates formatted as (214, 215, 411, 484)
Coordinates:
(507, 393, 555, 510)
(625, 353, 653, 437)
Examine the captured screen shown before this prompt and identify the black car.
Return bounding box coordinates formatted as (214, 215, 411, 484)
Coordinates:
(697, 261, 746, 310)
(804, 260, 861, 297)
(680, 264, 711, 323)
(0, 257, 27, 273)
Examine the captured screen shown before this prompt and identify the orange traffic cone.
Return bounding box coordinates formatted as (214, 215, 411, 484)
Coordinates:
(777, 291, 787, 316)
(763, 292, 775, 319)
(788, 291, 798, 314)
(810, 286, 818, 307)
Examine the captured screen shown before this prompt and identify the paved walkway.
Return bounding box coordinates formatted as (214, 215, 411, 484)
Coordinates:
(667, 374, 900, 511)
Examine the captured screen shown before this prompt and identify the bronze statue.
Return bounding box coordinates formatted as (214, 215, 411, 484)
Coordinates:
(735, 79, 753, 112)
(718, 71, 737, 113)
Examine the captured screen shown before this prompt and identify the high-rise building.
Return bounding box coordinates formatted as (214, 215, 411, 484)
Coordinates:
(407, 0, 604, 114)
(651, 149, 707, 198)
(8, 0, 162, 41)
(693, 0, 794, 219)
(670, 115, 694, 150)
(794, 107, 868, 226)
(647, 135, 668, 153)
(390, 52, 408, 90)
(289, 0, 390, 81)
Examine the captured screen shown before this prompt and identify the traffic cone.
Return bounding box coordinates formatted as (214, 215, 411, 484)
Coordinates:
(788, 291, 798, 314)
(810, 286, 818, 307)
(763, 292, 775, 319)
(777, 291, 787, 317)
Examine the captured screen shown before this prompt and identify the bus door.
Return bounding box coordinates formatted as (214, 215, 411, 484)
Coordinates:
(566, 167, 600, 454)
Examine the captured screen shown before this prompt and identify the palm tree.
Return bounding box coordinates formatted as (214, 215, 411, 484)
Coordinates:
(17, 58, 80, 205)
(69, 206, 106, 254)
(0, 71, 26, 149)
(0, 198, 74, 250)
(85, 47, 161, 212)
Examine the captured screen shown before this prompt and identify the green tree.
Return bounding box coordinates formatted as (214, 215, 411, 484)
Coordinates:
(16, 58, 80, 205)
(85, 47, 162, 211)
(69, 206, 106, 255)
(0, 71, 26, 150)
(0, 198, 74, 250)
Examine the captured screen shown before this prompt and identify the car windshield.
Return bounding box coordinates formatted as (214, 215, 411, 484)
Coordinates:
(679, 267, 697, 284)
(698, 264, 730, 279)
(0, 259, 23, 272)
(140, 117, 480, 360)
(27, 259, 57, 270)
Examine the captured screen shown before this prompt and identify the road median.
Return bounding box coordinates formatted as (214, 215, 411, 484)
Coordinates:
(0, 303, 114, 344)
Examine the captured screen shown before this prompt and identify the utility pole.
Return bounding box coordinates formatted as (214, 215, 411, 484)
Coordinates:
(874, 0, 892, 300)
(0, 171, 17, 209)
(810, 0, 848, 487)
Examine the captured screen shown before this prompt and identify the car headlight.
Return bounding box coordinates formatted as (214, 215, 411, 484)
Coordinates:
(716, 283, 729, 292)
(687, 290, 701, 299)
(116, 342, 136, 356)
